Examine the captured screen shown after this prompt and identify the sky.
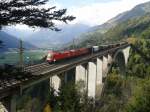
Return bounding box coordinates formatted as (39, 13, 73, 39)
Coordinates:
(48, 0, 150, 26)
(11, 0, 150, 31)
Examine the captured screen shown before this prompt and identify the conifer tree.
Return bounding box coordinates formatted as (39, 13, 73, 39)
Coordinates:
(0, 0, 75, 31)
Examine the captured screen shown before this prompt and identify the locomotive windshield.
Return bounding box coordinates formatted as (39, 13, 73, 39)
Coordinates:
(47, 53, 53, 58)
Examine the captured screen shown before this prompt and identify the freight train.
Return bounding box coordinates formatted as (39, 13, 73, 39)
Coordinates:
(46, 42, 127, 63)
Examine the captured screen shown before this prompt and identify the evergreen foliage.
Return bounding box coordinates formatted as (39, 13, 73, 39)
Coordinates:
(0, 0, 75, 30)
(47, 81, 95, 112)
(127, 39, 150, 78)
(125, 78, 150, 112)
(57, 82, 81, 112)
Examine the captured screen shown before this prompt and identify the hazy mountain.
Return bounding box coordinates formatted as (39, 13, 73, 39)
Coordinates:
(2, 26, 35, 39)
(0, 31, 35, 52)
(24, 24, 90, 48)
(91, 1, 150, 33)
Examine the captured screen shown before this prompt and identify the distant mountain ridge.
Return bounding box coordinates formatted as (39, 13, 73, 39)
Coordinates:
(24, 23, 90, 48)
(3, 26, 33, 39)
(0, 31, 35, 52)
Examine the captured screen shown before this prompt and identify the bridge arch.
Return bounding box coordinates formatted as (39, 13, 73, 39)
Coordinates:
(112, 50, 126, 76)
(110, 46, 131, 76)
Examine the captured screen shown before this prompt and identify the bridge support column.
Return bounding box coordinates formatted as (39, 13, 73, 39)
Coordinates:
(50, 75, 61, 94)
(0, 102, 7, 112)
(1, 94, 18, 112)
(108, 54, 113, 64)
(88, 62, 96, 98)
(76, 64, 88, 91)
(103, 56, 108, 78)
(107, 54, 113, 71)
(123, 46, 131, 65)
(10, 95, 17, 112)
(96, 58, 103, 98)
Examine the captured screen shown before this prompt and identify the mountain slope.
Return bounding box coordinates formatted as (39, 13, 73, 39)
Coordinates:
(91, 1, 150, 33)
(0, 31, 35, 52)
(78, 13, 150, 47)
(104, 13, 150, 41)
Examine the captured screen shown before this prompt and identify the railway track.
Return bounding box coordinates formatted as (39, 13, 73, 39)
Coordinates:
(0, 76, 30, 91)
(25, 62, 49, 70)
(24, 62, 54, 73)
(0, 62, 57, 91)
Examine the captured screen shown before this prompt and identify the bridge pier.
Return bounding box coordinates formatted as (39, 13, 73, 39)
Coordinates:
(1, 94, 18, 112)
(10, 95, 17, 112)
(122, 46, 131, 65)
(75, 64, 88, 92)
(76, 65, 87, 83)
(108, 54, 113, 64)
(49, 68, 76, 94)
(0, 102, 7, 112)
(96, 58, 103, 98)
(103, 55, 108, 78)
(87, 61, 97, 98)
(50, 75, 61, 94)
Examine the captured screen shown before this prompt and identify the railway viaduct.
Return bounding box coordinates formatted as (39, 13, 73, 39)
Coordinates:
(0, 43, 130, 112)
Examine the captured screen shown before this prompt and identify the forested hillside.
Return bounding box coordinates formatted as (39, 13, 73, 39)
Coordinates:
(104, 14, 150, 41)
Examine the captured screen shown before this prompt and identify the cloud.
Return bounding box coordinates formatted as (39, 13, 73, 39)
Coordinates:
(68, 0, 150, 26)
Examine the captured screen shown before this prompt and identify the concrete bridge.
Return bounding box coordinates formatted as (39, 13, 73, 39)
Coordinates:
(0, 43, 130, 112)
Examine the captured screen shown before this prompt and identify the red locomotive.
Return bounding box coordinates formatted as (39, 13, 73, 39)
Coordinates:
(46, 42, 127, 63)
(46, 48, 90, 63)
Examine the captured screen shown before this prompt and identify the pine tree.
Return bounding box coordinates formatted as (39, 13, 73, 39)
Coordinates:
(0, 0, 75, 31)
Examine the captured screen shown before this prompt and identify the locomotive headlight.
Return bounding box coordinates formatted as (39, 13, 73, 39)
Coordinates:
(47, 53, 52, 59)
